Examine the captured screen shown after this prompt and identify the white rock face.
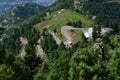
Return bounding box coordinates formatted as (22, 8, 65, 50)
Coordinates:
(20, 37, 28, 45)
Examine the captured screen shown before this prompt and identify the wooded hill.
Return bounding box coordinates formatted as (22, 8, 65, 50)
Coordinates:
(0, 0, 120, 80)
(0, 3, 47, 27)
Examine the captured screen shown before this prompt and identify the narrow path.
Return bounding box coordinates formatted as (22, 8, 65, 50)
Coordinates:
(49, 31, 61, 45)
(19, 37, 28, 58)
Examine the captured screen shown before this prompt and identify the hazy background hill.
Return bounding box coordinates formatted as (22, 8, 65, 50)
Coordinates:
(0, 0, 56, 12)
(0, 3, 47, 27)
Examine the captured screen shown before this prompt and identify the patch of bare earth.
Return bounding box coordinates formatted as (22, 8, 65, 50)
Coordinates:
(43, 24, 51, 29)
(20, 37, 28, 45)
(36, 40, 48, 63)
(19, 37, 28, 58)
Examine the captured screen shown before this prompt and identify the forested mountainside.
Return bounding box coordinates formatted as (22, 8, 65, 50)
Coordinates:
(49, 0, 74, 11)
(0, 3, 47, 27)
(0, 0, 56, 12)
(0, 0, 120, 80)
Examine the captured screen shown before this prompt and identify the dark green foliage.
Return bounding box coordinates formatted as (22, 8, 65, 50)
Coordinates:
(0, 3, 47, 26)
(24, 44, 42, 71)
(92, 24, 101, 41)
(34, 45, 74, 80)
(12, 58, 33, 80)
(108, 47, 120, 80)
(41, 28, 58, 53)
(0, 64, 15, 80)
(2, 27, 21, 55)
(88, 0, 104, 2)
(0, 27, 5, 37)
(0, 10, 44, 80)
(0, 46, 5, 64)
(34, 63, 49, 80)
(50, 0, 74, 11)
(83, 1, 120, 34)
(84, 1, 120, 20)
(67, 20, 82, 28)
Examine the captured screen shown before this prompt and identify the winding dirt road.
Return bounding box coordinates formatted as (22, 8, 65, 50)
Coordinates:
(60, 26, 112, 45)
(61, 26, 75, 45)
(49, 31, 61, 45)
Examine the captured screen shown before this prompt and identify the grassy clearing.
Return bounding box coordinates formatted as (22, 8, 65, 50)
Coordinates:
(34, 9, 94, 40)
(71, 30, 83, 43)
(48, 10, 93, 30)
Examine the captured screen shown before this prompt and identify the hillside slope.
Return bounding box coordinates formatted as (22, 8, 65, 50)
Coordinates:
(34, 9, 94, 39)
(0, 0, 56, 12)
(0, 3, 47, 27)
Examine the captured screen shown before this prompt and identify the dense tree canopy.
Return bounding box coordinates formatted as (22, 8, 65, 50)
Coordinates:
(0, 0, 120, 80)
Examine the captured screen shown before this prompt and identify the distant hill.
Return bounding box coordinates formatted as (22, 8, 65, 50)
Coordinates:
(49, 0, 74, 11)
(0, 3, 47, 27)
(0, 0, 56, 13)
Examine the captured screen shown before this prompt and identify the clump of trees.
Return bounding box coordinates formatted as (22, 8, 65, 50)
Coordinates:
(83, 1, 120, 33)
(67, 20, 82, 28)
(0, 27, 5, 37)
(50, 0, 74, 12)
(34, 33, 120, 80)
(92, 24, 101, 40)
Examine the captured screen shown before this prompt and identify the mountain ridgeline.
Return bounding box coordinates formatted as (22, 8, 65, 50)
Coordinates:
(0, 3, 47, 27)
(0, 0, 56, 13)
(49, 0, 74, 11)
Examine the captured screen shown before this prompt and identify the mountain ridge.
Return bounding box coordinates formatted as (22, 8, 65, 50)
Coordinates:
(0, 2, 47, 27)
(0, 0, 56, 12)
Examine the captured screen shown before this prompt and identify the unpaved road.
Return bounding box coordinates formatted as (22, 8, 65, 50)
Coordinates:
(49, 31, 61, 45)
(60, 26, 112, 45)
(61, 26, 74, 45)
(61, 26, 80, 45)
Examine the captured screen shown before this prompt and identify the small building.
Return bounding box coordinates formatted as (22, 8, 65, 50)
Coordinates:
(84, 32, 91, 38)
(61, 9, 64, 12)
(58, 11, 61, 14)
(82, 27, 112, 39)
(92, 16, 97, 20)
(82, 28, 93, 39)
(101, 28, 112, 36)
